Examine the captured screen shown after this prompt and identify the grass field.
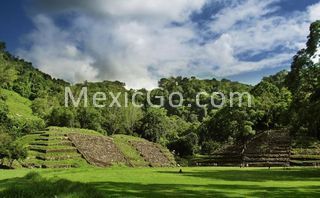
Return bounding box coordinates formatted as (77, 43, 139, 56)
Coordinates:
(0, 167, 320, 197)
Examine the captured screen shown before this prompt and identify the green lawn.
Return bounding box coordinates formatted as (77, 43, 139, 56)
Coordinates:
(0, 167, 320, 197)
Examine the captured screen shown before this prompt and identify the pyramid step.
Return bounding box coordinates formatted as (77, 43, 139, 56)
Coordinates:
(29, 131, 47, 135)
(36, 154, 82, 161)
(39, 133, 67, 137)
(30, 141, 73, 147)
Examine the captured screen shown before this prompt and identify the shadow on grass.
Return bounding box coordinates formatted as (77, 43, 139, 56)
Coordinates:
(91, 181, 320, 198)
(158, 168, 320, 182)
(0, 169, 320, 197)
(0, 165, 11, 169)
(0, 172, 229, 198)
(0, 172, 104, 198)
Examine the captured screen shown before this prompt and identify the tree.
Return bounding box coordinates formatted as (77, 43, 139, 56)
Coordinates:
(0, 99, 9, 124)
(139, 108, 170, 143)
(166, 115, 191, 141)
(0, 64, 18, 89)
(0, 42, 5, 52)
(48, 107, 77, 127)
(168, 132, 199, 157)
(0, 43, 17, 88)
(200, 105, 257, 150)
(77, 107, 102, 132)
(285, 20, 320, 139)
(31, 97, 57, 119)
(251, 80, 292, 129)
(121, 104, 143, 134)
(7, 142, 27, 168)
(0, 131, 12, 166)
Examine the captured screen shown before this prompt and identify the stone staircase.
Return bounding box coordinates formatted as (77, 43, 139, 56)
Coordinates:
(192, 130, 292, 167)
(290, 137, 320, 166)
(22, 130, 88, 168)
(68, 133, 128, 167)
(244, 130, 291, 167)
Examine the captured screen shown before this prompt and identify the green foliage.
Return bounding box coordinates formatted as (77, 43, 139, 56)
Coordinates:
(48, 107, 77, 128)
(0, 44, 68, 100)
(0, 89, 45, 136)
(46, 126, 103, 136)
(138, 108, 169, 143)
(7, 142, 27, 167)
(31, 97, 58, 119)
(102, 105, 143, 135)
(201, 106, 256, 144)
(285, 20, 320, 139)
(0, 98, 9, 124)
(0, 65, 17, 89)
(77, 107, 102, 132)
(158, 76, 251, 122)
(262, 70, 288, 89)
(251, 80, 292, 129)
(306, 21, 320, 55)
(201, 140, 221, 155)
(0, 131, 12, 164)
(0, 131, 27, 168)
(168, 132, 199, 157)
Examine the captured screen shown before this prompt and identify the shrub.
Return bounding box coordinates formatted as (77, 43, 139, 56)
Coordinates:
(168, 132, 199, 157)
(7, 142, 27, 167)
(201, 140, 221, 155)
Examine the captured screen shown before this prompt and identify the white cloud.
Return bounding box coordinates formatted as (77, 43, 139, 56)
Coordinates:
(203, 0, 316, 76)
(309, 2, 320, 21)
(17, 0, 320, 89)
(210, 0, 279, 33)
(18, 15, 98, 82)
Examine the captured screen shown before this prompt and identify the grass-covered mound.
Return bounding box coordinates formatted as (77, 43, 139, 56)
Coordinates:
(16, 127, 176, 169)
(192, 130, 320, 167)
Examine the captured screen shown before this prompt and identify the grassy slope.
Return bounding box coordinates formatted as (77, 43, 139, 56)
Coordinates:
(0, 88, 42, 123)
(46, 127, 103, 136)
(112, 134, 176, 167)
(112, 135, 149, 167)
(0, 167, 320, 197)
(17, 128, 176, 168)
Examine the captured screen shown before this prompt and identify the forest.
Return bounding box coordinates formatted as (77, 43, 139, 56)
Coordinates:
(0, 21, 320, 165)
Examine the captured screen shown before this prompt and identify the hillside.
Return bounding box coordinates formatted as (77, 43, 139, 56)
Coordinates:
(0, 89, 41, 121)
(0, 88, 44, 135)
(0, 42, 69, 100)
(16, 127, 176, 168)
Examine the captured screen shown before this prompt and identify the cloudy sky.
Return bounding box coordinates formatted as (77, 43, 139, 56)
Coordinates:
(1, 0, 320, 89)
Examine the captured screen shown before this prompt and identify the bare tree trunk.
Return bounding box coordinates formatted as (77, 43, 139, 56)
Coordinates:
(240, 141, 247, 167)
(9, 159, 14, 168)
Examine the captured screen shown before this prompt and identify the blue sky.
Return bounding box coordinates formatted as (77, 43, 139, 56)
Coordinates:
(1, 0, 320, 89)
